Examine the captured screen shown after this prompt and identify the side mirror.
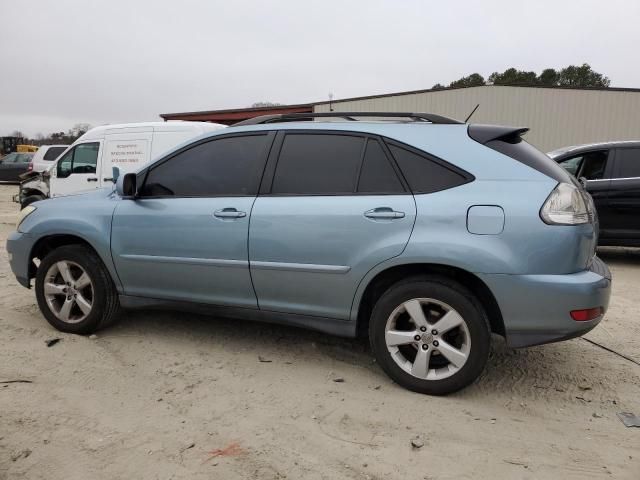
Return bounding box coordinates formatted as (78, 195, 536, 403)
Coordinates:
(116, 173, 137, 199)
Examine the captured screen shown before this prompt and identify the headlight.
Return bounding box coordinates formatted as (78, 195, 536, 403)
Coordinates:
(540, 183, 590, 225)
(16, 206, 37, 230)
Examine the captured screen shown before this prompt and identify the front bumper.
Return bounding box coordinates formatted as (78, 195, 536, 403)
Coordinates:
(6, 230, 34, 288)
(479, 256, 611, 348)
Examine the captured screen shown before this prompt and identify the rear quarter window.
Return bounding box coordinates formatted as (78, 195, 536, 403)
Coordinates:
(385, 141, 472, 194)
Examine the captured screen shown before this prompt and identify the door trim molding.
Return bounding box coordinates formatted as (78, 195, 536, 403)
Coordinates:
(119, 254, 248, 268)
(250, 260, 351, 274)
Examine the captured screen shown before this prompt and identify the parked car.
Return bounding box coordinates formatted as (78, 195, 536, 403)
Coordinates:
(7, 112, 611, 395)
(29, 145, 68, 172)
(0, 152, 34, 182)
(15, 121, 225, 207)
(549, 141, 640, 246)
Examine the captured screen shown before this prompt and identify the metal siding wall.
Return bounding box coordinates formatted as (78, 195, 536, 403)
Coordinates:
(314, 86, 640, 152)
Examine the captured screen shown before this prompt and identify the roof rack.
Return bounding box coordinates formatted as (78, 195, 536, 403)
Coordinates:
(232, 112, 463, 126)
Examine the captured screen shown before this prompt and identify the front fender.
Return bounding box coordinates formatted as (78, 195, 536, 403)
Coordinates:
(19, 194, 122, 291)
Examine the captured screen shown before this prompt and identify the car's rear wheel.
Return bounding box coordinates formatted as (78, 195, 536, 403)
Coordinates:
(369, 276, 490, 395)
(35, 245, 120, 334)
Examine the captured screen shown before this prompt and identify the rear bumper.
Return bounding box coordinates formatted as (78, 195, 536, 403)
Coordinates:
(479, 256, 611, 348)
(6, 230, 34, 288)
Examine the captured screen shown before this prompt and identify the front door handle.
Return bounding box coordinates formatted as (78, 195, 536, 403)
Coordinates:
(214, 208, 247, 219)
(364, 207, 405, 219)
(86, 177, 98, 182)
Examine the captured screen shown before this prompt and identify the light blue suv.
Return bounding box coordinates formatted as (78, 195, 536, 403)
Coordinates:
(7, 113, 611, 394)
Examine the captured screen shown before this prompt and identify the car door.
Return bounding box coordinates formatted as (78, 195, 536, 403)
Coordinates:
(111, 132, 274, 307)
(557, 149, 615, 236)
(606, 147, 640, 241)
(249, 131, 416, 320)
(50, 142, 102, 197)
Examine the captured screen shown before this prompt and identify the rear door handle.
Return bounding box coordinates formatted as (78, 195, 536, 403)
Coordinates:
(364, 207, 405, 219)
(87, 177, 98, 182)
(214, 208, 247, 219)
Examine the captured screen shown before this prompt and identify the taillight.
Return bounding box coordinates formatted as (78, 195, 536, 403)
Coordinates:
(27, 162, 33, 172)
(540, 182, 590, 225)
(570, 307, 603, 321)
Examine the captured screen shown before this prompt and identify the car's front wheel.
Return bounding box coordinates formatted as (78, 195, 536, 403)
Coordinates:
(369, 276, 490, 395)
(35, 245, 120, 334)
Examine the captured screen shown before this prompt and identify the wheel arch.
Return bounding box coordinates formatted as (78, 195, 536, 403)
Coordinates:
(28, 234, 121, 291)
(21, 187, 47, 197)
(354, 263, 505, 339)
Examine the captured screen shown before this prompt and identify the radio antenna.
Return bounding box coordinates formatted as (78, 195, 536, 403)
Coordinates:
(464, 104, 480, 123)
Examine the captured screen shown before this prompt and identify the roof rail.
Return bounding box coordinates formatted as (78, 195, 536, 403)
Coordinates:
(232, 112, 463, 126)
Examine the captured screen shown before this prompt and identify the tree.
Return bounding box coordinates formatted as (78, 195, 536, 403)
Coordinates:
(488, 68, 538, 85)
(11, 130, 24, 138)
(448, 73, 485, 88)
(557, 63, 610, 88)
(437, 64, 610, 89)
(431, 83, 446, 90)
(538, 68, 559, 86)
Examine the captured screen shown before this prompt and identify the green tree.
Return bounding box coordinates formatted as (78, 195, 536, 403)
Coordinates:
(538, 68, 559, 86)
(435, 64, 610, 90)
(448, 73, 485, 88)
(488, 68, 538, 85)
(557, 63, 610, 88)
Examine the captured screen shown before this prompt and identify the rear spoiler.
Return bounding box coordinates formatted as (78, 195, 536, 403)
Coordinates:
(468, 125, 529, 144)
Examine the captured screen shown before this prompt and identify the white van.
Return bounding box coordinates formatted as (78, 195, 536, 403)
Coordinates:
(16, 121, 225, 206)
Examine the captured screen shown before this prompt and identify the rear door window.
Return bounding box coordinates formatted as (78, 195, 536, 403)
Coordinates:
(357, 139, 404, 193)
(614, 148, 640, 178)
(271, 133, 364, 195)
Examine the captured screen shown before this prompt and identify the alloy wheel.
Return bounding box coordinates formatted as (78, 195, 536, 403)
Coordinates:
(384, 298, 471, 380)
(43, 260, 94, 324)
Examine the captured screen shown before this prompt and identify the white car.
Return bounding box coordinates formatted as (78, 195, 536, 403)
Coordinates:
(29, 145, 69, 172)
(16, 121, 225, 207)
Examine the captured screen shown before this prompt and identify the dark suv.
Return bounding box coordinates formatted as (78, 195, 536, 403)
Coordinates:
(550, 142, 640, 246)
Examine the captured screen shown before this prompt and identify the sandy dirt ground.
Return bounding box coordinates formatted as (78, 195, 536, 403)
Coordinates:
(0, 183, 638, 480)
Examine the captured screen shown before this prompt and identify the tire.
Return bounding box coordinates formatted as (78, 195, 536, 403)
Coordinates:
(35, 244, 120, 334)
(369, 275, 490, 395)
(21, 194, 45, 209)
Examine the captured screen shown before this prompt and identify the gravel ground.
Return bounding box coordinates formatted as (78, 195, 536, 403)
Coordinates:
(0, 184, 638, 480)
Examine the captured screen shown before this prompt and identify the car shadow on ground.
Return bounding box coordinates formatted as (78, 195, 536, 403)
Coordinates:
(102, 306, 602, 399)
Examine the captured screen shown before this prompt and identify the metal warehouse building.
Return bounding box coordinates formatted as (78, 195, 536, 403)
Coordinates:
(161, 85, 640, 152)
(314, 85, 640, 152)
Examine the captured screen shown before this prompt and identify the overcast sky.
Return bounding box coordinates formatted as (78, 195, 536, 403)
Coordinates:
(1, 0, 639, 137)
